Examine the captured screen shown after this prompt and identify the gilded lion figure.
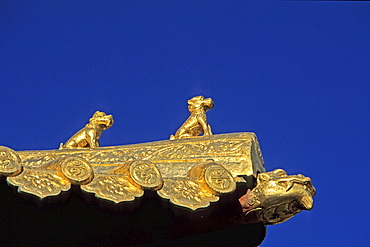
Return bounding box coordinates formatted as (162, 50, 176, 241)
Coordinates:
(60, 111, 114, 149)
(171, 96, 214, 139)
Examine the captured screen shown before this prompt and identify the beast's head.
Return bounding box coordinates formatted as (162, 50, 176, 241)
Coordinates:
(87, 111, 114, 130)
(243, 169, 316, 225)
(187, 96, 214, 114)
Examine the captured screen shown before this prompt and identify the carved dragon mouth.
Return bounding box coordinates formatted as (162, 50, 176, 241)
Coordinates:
(300, 193, 314, 210)
(203, 98, 214, 111)
(239, 169, 316, 225)
(95, 116, 114, 129)
(275, 179, 315, 211)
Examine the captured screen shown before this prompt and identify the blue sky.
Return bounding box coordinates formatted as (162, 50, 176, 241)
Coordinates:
(1, 1, 369, 246)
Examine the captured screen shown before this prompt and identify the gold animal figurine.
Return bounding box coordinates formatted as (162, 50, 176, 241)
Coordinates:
(60, 111, 114, 149)
(170, 96, 214, 140)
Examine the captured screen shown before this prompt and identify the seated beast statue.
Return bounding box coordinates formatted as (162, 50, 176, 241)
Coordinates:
(171, 96, 214, 139)
(60, 111, 114, 149)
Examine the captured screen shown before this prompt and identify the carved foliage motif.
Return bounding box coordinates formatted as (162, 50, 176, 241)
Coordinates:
(5, 155, 94, 199)
(17, 136, 253, 168)
(141, 140, 248, 160)
(81, 160, 163, 203)
(0, 98, 315, 227)
(7, 169, 70, 198)
(81, 175, 144, 203)
(157, 161, 236, 210)
(158, 179, 219, 210)
(0, 133, 262, 210)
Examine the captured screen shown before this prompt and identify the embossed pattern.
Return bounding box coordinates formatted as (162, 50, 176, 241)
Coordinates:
(239, 169, 316, 225)
(7, 169, 70, 198)
(81, 175, 144, 203)
(158, 178, 219, 210)
(0, 132, 265, 210)
(17, 133, 264, 177)
(129, 161, 163, 189)
(0, 147, 22, 175)
(0, 100, 315, 226)
(60, 156, 93, 184)
(204, 164, 236, 194)
(1, 132, 264, 210)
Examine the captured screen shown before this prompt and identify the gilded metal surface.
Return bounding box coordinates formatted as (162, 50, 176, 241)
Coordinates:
(8, 168, 71, 198)
(59, 156, 94, 184)
(60, 111, 114, 149)
(239, 169, 316, 225)
(170, 96, 214, 139)
(128, 160, 163, 189)
(15, 132, 265, 178)
(158, 160, 237, 209)
(158, 178, 219, 210)
(2, 132, 264, 210)
(82, 175, 144, 203)
(0, 96, 315, 225)
(0, 146, 22, 176)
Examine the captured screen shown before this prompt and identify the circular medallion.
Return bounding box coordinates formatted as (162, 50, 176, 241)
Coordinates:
(204, 163, 236, 194)
(60, 156, 93, 184)
(129, 161, 163, 189)
(0, 146, 22, 175)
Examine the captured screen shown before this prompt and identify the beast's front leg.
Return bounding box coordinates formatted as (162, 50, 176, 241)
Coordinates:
(206, 124, 213, 135)
(85, 131, 99, 148)
(198, 117, 212, 136)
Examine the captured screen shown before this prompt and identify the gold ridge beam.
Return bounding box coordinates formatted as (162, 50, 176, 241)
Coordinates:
(1, 133, 265, 210)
